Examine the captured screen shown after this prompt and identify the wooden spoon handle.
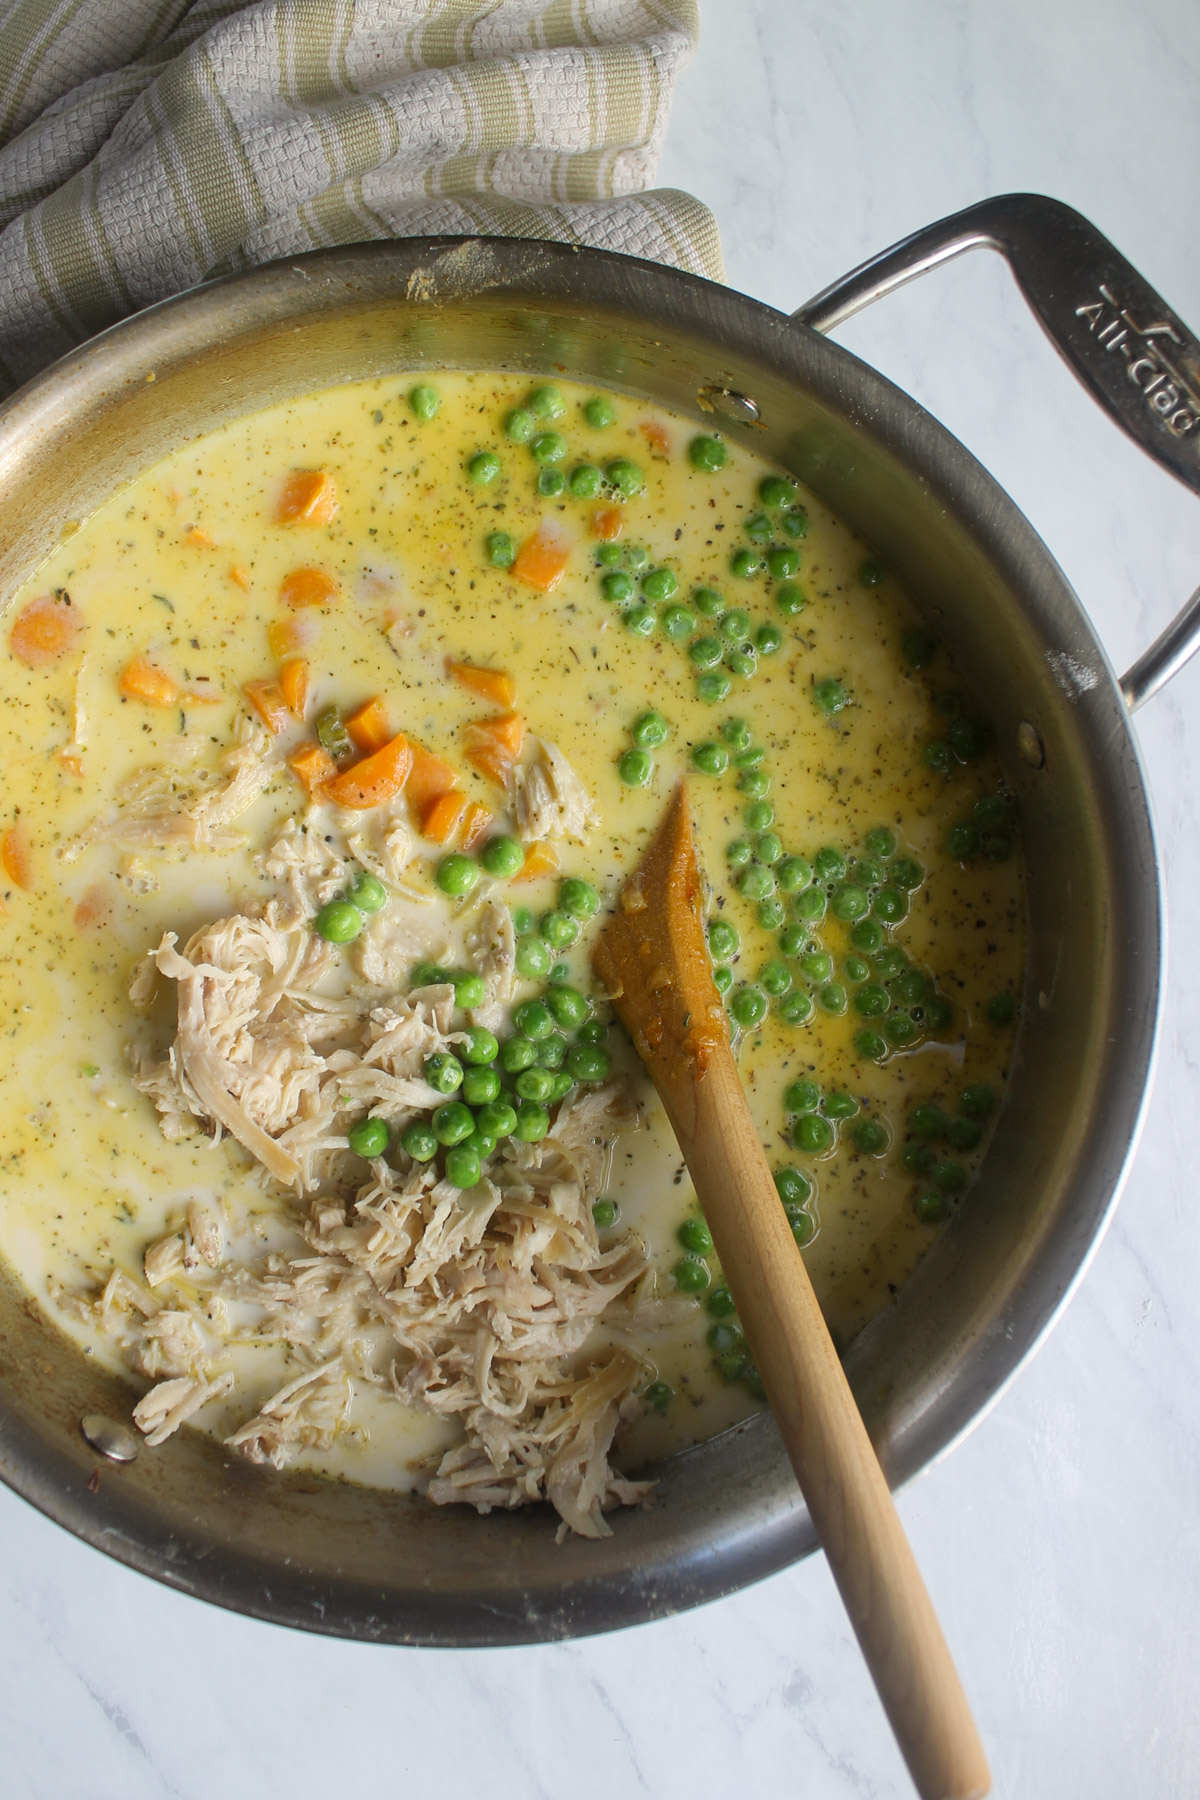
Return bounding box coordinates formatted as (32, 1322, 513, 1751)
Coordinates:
(664, 1044, 991, 1800)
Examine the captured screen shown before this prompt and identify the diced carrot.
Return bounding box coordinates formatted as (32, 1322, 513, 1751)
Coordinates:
(325, 734, 414, 810)
(1, 827, 32, 890)
(463, 739, 513, 787)
(57, 749, 84, 777)
(244, 678, 291, 735)
(591, 505, 624, 542)
(511, 840, 559, 883)
(405, 740, 462, 813)
(276, 469, 339, 526)
(229, 565, 251, 590)
(182, 681, 224, 706)
(8, 592, 84, 668)
(461, 802, 493, 852)
(182, 525, 213, 548)
(73, 882, 112, 930)
(639, 419, 671, 457)
(468, 710, 525, 759)
(268, 615, 318, 658)
(280, 566, 340, 608)
(288, 742, 335, 795)
(279, 657, 311, 721)
(119, 657, 179, 709)
(421, 789, 469, 845)
(512, 522, 570, 592)
(344, 695, 393, 754)
(447, 660, 517, 709)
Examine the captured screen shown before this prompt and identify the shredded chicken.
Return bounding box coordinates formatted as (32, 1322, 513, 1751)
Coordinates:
(511, 738, 600, 844)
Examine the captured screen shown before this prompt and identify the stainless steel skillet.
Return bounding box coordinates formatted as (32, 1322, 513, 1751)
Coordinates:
(0, 193, 1194, 1644)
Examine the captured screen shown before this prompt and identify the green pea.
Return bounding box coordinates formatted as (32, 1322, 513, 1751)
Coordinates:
(745, 515, 773, 546)
(855, 1028, 888, 1062)
(892, 970, 928, 1007)
(851, 918, 884, 953)
(925, 739, 954, 775)
(730, 549, 760, 579)
(642, 567, 678, 602)
(783, 1078, 819, 1117)
(759, 959, 792, 997)
(628, 713, 668, 752)
(344, 872, 388, 916)
(901, 628, 938, 669)
(925, 996, 954, 1033)
(410, 960, 445, 988)
(775, 582, 807, 616)
(861, 828, 893, 860)
(973, 794, 1011, 831)
(707, 1320, 746, 1354)
(477, 834, 523, 881)
(575, 1018, 607, 1044)
(514, 935, 551, 981)
(476, 1098, 518, 1139)
(462, 1066, 501, 1106)
(410, 383, 440, 419)
(678, 1216, 714, 1255)
(435, 854, 478, 898)
(715, 1349, 750, 1382)
(672, 1256, 711, 1293)
(726, 837, 754, 868)
(872, 886, 907, 924)
(948, 717, 987, 761)
(859, 558, 886, 587)
(442, 1143, 480, 1189)
(314, 900, 362, 944)
(513, 1065, 554, 1103)
(914, 1191, 949, 1224)
(618, 747, 653, 786)
(467, 450, 501, 485)
(696, 671, 732, 703)
(529, 384, 565, 419)
(799, 949, 832, 984)
(884, 1014, 918, 1047)
(713, 964, 733, 992)
(605, 458, 643, 497)
(728, 983, 768, 1030)
(820, 983, 848, 1015)
(793, 887, 826, 924)
(755, 834, 783, 866)
(822, 1091, 858, 1120)
(757, 899, 784, 932)
(947, 822, 977, 860)
(599, 570, 632, 606)
(689, 635, 723, 668)
(987, 993, 1016, 1026)
(903, 1142, 938, 1175)
(568, 463, 602, 498)
(777, 856, 812, 895)
(959, 1083, 996, 1120)
(688, 435, 727, 472)
(424, 1052, 464, 1095)
(401, 1119, 439, 1162)
(539, 910, 578, 950)
(706, 1285, 737, 1319)
(531, 431, 567, 465)
(511, 906, 534, 934)
(624, 606, 657, 637)
(499, 1035, 536, 1074)
(463, 1126, 496, 1160)
(794, 1113, 834, 1155)
(693, 586, 724, 616)
(449, 970, 487, 1009)
(547, 985, 589, 1028)
(759, 475, 795, 508)
(708, 918, 739, 960)
(486, 530, 515, 569)
(849, 856, 884, 889)
(718, 721, 748, 753)
(851, 1118, 889, 1156)
(554, 881, 597, 926)
(718, 608, 752, 643)
(737, 767, 771, 799)
(643, 1379, 675, 1411)
(513, 999, 554, 1040)
(504, 407, 535, 442)
(775, 1170, 813, 1213)
(692, 741, 728, 776)
(583, 396, 615, 429)
(766, 546, 800, 580)
(432, 1100, 474, 1146)
(512, 1100, 550, 1141)
(461, 1027, 499, 1066)
(814, 678, 848, 714)
(980, 830, 1014, 862)
(537, 467, 565, 497)
(947, 1117, 982, 1152)
(347, 1115, 389, 1158)
(738, 864, 775, 902)
(537, 1040, 570, 1075)
(873, 946, 906, 979)
(549, 963, 570, 985)
(626, 545, 649, 570)
(782, 508, 809, 538)
(756, 623, 783, 656)
(779, 991, 813, 1025)
(778, 924, 806, 957)
(566, 1043, 610, 1084)
(831, 884, 870, 923)
(725, 646, 756, 679)
(854, 983, 890, 1017)
(592, 1197, 618, 1230)
(890, 856, 925, 890)
(934, 1159, 967, 1195)
(811, 847, 843, 887)
(663, 604, 696, 637)
(843, 955, 870, 984)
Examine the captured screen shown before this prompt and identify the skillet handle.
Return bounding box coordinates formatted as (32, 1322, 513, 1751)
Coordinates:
(793, 193, 1200, 710)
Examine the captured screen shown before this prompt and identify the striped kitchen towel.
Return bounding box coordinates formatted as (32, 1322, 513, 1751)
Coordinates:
(0, 0, 722, 395)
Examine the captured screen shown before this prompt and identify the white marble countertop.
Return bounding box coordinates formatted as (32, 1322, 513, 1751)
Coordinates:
(4, 5, 1200, 1797)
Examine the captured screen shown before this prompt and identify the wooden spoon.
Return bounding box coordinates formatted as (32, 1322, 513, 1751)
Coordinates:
(592, 783, 991, 1800)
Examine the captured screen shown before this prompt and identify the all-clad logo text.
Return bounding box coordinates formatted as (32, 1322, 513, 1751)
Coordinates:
(1075, 284, 1200, 441)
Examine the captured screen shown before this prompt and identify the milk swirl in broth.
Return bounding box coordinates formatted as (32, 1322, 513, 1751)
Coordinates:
(0, 372, 1023, 1509)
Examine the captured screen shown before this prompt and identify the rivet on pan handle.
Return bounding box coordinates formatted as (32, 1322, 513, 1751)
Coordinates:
(792, 193, 1200, 711)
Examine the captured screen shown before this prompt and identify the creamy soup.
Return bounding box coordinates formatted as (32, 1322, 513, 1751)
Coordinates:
(0, 372, 1022, 1535)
